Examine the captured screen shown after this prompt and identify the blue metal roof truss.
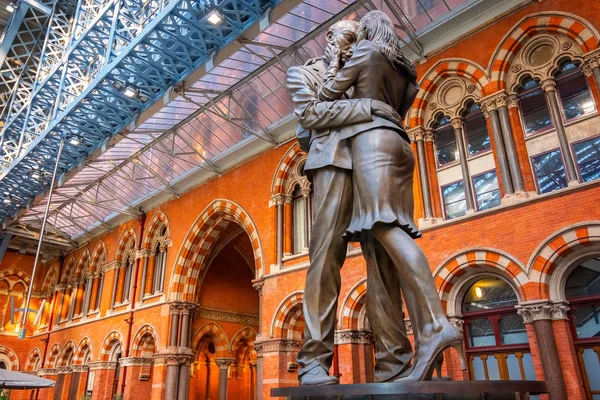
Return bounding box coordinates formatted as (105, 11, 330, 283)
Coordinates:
(0, 0, 280, 223)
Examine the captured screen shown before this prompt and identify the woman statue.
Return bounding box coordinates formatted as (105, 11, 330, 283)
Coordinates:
(318, 10, 466, 381)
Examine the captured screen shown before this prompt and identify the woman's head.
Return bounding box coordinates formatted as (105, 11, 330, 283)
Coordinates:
(358, 10, 417, 82)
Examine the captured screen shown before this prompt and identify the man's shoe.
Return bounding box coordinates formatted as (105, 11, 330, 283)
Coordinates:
(299, 366, 339, 386)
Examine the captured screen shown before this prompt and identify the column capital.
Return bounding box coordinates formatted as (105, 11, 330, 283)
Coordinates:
(253, 339, 302, 354)
(507, 94, 520, 109)
(334, 329, 373, 345)
(119, 357, 154, 367)
(423, 129, 435, 142)
(582, 49, 600, 77)
(269, 193, 287, 207)
(448, 316, 465, 332)
(55, 283, 68, 291)
(516, 300, 570, 323)
(56, 366, 72, 375)
(407, 126, 425, 142)
(102, 261, 121, 272)
(481, 91, 509, 113)
(169, 301, 198, 315)
(300, 187, 312, 198)
(38, 368, 58, 376)
(214, 357, 236, 370)
(540, 79, 557, 93)
(252, 279, 264, 294)
(249, 361, 257, 371)
(450, 117, 463, 130)
(137, 248, 152, 258)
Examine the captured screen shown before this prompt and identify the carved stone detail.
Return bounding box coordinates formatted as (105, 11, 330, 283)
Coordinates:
(467, 84, 476, 93)
(540, 79, 557, 93)
(70, 365, 89, 373)
(254, 339, 302, 354)
(516, 300, 570, 323)
(407, 127, 425, 142)
(88, 361, 117, 370)
(38, 368, 58, 376)
(102, 261, 121, 272)
(507, 94, 520, 109)
(56, 366, 72, 374)
(194, 306, 259, 326)
(511, 63, 522, 73)
(423, 129, 435, 143)
(450, 117, 463, 130)
(269, 194, 287, 207)
(561, 41, 572, 51)
(448, 316, 465, 333)
(119, 357, 153, 367)
(334, 329, 373, 345)
(214, 357, 236, 370)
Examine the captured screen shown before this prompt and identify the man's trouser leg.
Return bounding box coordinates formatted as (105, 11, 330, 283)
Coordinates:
(297, 166, 352, 376)
(361, 234, 413, 382)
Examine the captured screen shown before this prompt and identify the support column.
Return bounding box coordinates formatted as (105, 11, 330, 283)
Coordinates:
(252, 280, 264, 400)
(249, 362, 257, 400)
(302, 187, 312, 250)
(482, 98, 514, 196)
(110, 265, 120, 309)
(409, 127, 433, 222)
(165, 356, 181, 400)
(215, 358, 235, 400)
(541, 79, 579, 185)
(283, 197, 293, 256)
(451, 117, 475, 213)
(517, 300, 570, 400)
(177, 358, 192, 400)
(496, 95, 525, 193)
(270, 194, 285, 266)
(424, 129, 442, 218)
(139, 250, 150, 303)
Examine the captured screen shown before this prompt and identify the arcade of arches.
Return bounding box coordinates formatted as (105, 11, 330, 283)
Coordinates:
(3, 2, 600, 400)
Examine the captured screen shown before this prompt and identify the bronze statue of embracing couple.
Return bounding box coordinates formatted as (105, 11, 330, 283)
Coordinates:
(285, 10, 466, 386)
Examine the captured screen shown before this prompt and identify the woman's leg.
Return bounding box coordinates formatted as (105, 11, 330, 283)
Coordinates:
(370, 223, 448, 338)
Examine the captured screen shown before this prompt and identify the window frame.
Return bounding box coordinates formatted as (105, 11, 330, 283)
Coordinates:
(529, 148, 569, 194)
(517, 78, 555, 137)
(555, 62, 597, 124)
(571, 133, 600, 184)
(471, 169, 501, 212)
(433, 117, 460, 169)
(463, 104, 493, 159)
(440, 178, 468, 220)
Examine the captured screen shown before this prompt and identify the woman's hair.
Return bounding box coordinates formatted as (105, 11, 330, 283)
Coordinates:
(358, 10, 417, 82)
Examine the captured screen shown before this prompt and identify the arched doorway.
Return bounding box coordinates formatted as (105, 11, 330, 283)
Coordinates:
(461, 277, 535, 381)
(565, 256, 600, 399)
(189, 222, 259, 400)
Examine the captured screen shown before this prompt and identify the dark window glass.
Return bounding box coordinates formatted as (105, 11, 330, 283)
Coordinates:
(556, 62, 596, 120)
(463, 277, 519, 312)
(571, 303, 600, 339)
(442, 181, 466, 219)
(467, 318, 496, 347)
(499, 314, 528, 345)
(435, 116, 457, 166)
(518, 78, 553, 134)
(532, 150, 567, 194)
(574, 136, 600, 183)
(566, 258, 600, 299)
(464, 103, 491, 156)
(473, 171, 501, 211)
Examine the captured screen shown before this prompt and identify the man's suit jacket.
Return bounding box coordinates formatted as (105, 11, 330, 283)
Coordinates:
(286, 59, 373, 172)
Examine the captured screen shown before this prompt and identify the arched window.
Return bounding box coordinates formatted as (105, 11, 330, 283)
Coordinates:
(565, 257, 600, 399)
(555, 61, 596, 121)
(517, 77, 553, 135)
(463, 103, 490, 156)
(152, 224, 168, 295)
(292, 184, 310, 254)
(462, 277, 534, 382)
(434, 115, 456, 166)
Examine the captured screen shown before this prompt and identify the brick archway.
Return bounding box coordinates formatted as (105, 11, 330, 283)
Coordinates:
(271, 143, 307, 196)
(142, 211, 170, 249)
(338, 279, 367, 330)
(192, 322, 230, 357)
(115, 227, 137, 262)
(433, 248, 528, 306)
(59, 341, 76, 367)
(488, 12, 600, 88)
(270, 291, 304, 340)
(25, 347, 42, 371)
(169, 199, 264, 301)
(528, 222, 600, 298)
(74, 337, 93, 365)
(99, 331, 124, 361)
(409, 58, 490, 128)
(131, 324, 159, 357)
(0, 346, 19, 371)
(91, 241, 108, 271)
(46, 343, 62, 368)
(0, 269, 31, 286)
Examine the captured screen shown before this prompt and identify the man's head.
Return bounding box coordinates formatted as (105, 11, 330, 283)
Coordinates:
(325, 20, 359, 64)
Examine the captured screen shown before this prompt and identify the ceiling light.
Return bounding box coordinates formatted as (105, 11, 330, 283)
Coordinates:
(207, 10, 223, 25)
(474, 286, 483, 299)
(6, 3, 15, 12)
(123, 86, 138, 98)
(69, 137, 80, 146)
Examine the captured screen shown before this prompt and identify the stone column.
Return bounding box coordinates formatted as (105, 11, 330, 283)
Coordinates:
(252, 280, 264, 400)
(283, 196, 293, 256)
(177, 357, 193, 400)
(496, 94, 525, 193)
(517, 300, 570, 400)
(110, 264, 121, 308)
(423, 129, 442, 217)
(165, 355, 181, 400)
(482, 98, 514, 196)
(541, 79, 579, 185)
(215, 358, 235, 400)
(302, 187, 312, 250)
(269, 194, 285, 266)
(71, 365, 89, 400)
(582, 50, 600, 96)
(451, 117, 475, 213)
(139, 249, 150, 303)
(249, 362, 257, 400)
(334, 330, 374, 384)
(409, 127, 433, 221)
(170, 307, 180, 347)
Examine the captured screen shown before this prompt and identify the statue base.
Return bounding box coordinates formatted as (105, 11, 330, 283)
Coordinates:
(271, 380, 547, 399)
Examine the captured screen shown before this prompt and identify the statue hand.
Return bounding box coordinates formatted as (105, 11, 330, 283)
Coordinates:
(323, 44, 342, 68)
(371, 100, 403, 127)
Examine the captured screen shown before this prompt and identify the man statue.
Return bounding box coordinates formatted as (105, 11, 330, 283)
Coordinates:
(286, 20, 414, 386)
